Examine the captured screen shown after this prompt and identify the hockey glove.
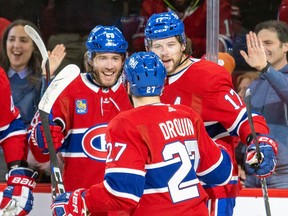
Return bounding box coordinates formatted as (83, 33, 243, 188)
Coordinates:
(245, 134, 278, 178)
(51, 188, 89, 216)
(0, 167, 38, 216)
(30, 120, 64, 154)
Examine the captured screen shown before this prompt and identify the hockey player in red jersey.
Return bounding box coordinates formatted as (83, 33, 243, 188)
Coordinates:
(28, 26, 133, 216)
(50, 51, 233, 216)
(144, 11, 278, 216)
(0, 66, 38, 216)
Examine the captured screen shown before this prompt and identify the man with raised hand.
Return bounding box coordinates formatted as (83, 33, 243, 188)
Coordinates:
(240, 20, 288, 188)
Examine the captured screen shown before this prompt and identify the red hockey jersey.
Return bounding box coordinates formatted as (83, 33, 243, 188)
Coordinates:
(0, 67, 28, 165)
(85, 103, 232, 216)
(160, 59, 269, 198)
(29, 73, 132, 191)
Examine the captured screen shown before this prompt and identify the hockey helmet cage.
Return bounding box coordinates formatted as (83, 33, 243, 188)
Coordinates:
(86, 25, 128, 57)
(144, 11, 186, 44)
(124, 52, 167, 97)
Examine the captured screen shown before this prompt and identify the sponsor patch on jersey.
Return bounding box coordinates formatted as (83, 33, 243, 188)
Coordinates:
(75, 99, 87, 114)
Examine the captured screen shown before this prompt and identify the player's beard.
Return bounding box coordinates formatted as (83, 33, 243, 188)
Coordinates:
(166, 52, 187, 75)
(91, 69, 122, 88)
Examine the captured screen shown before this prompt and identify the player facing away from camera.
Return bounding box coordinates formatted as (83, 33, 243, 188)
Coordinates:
(50, 51, 233, 216)
(28, 25, 133, 216)
(144, 11, 278, 216)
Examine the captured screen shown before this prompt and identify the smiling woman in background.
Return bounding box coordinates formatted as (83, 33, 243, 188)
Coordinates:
(0, 19, 66, 127)
(0, 19, 66, 183)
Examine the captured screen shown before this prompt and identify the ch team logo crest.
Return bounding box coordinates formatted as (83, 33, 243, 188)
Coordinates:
(81, 124, 108, 161)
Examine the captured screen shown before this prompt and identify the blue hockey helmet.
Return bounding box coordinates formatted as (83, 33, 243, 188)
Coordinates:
(124, 52, 167, 97)
(86, 25, 128, 57)
(144, 11, 186, 43)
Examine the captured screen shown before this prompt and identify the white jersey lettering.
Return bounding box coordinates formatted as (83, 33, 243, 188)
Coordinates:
(159, 118, 194, 140)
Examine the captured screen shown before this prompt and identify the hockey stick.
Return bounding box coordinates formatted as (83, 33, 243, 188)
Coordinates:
(38, 64, 80, 199)
(24, 25, 51, 84)
(24, 24, 58, 199)
(244, 89, 271, 216)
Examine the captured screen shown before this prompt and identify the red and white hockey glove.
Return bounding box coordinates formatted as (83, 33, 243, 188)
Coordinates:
(51, 188, 89, 216)
(246, 134, 278, 178)
(0, 167, 38, 216)
(30, 120, 64, 154)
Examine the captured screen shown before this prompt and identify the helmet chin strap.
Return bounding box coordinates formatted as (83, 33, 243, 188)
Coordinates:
(178, 53, 190, 68)
(177, 45, 193, 68)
